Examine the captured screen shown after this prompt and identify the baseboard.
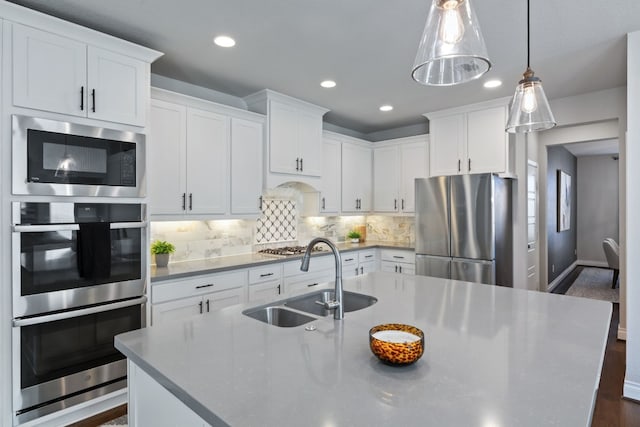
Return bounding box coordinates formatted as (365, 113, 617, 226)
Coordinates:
(623, 380, 640, 402)
(618, 327, 627, 341)
(577, 260, 609, 268)
(547, 261, 578, 292)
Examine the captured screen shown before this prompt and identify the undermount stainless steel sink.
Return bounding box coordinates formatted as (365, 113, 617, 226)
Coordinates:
(242, 306, 316, 327)
(284, 290, 378, 317)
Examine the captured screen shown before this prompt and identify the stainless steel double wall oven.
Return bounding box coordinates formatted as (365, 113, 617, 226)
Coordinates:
(11, 115, 148, 424)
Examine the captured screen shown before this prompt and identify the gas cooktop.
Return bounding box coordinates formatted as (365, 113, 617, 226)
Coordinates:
(258, 245, 324, 256)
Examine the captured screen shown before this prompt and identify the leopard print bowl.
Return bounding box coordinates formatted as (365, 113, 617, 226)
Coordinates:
(369, 324, 424, 365)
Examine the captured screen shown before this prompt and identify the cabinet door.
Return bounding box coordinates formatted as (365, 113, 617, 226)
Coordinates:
(466, 106, 508, 174)
(400, 141, 428, 213)
(297, 110, 323, 176)
(381, 261, 399, 273)
(320, 136, 341, 214)
(269, 100, 299, 174)
(231, 118, 263, 214)
(358, 260, 377, 275)
(151, 295, 203, 325)
(429, 114, 465, 176)
(373, 146, 399, 212)
(87, 46, 146, 126)
(341, 143, 362, 213)
(358, 147, 373, 211)
(186, 108, 229, 215)
(204, 288, 246, 313)
(13, 23, 86, 117)
(149, 100, 187, 215)
(248, 280, 282, 302)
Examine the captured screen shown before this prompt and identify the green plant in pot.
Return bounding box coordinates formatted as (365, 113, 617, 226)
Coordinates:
(151, 240, 175, 268)
(347, 230, 362, 243)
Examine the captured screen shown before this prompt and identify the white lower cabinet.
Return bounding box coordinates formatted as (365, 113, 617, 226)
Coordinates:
(380, 249, 415, 275)
(282, 255, 334, 294)
(342, 249, 378, 279)
(151, 270, 247, 325)
(129, 361, 211, 427)
(248, 264, 283, 302)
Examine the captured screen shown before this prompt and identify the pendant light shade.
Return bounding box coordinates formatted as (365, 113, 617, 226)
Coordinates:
(412, 0, 491, 86)
(505, 0, 556, 133)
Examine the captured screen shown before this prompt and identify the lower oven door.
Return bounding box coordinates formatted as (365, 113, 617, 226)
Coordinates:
(13, 296, 146, 424)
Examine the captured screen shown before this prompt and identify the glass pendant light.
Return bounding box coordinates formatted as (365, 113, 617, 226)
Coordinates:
(505, 0, 556, 133)
(412, 0, 491, 86)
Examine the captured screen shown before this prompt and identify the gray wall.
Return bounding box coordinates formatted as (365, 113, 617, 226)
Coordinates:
(547, 145, 577, 283)
(577, 155, 619, 264)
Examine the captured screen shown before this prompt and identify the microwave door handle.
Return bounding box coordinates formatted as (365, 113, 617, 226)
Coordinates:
(12, 296, 147, 327)
(13, 221, 147, 232)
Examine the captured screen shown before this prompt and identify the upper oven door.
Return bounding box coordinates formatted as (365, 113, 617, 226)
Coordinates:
(12, 115, 146, 197)
(12, 202, 147, 317)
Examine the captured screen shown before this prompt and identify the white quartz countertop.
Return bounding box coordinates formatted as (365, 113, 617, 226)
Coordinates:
(116, 272, 611, 427)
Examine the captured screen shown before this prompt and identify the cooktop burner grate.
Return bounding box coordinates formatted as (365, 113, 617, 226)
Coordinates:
(258, 245, 324, 256)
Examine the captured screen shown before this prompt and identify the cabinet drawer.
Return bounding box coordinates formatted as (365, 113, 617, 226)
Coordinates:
(284, 270, 333, 294)
(248, 264, 282, 284)
(152, 270, 247, 303)
(341, 253, 358, 267)
(282, 254, 333, 276)
(358, 249, 377, 263)
(380, 249, 414, 263)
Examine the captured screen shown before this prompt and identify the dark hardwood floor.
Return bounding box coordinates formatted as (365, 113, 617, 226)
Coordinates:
(73, 269, 640, 427)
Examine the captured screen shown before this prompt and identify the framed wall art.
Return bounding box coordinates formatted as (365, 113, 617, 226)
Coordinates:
(557, 169, 571, 232)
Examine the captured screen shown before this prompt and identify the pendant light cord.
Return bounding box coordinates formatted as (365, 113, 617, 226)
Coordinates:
(527, 0, 530, 68)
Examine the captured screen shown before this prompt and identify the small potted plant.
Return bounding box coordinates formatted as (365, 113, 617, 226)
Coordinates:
(347, 230, 361, 244)
(151, 240, 175, 268)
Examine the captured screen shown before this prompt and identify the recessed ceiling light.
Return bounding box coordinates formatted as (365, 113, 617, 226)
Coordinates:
(483, 79, 502, 88)
(379, 105, 394, 112)
(213, 35, 236, 48)
(320, 80, 336, 88)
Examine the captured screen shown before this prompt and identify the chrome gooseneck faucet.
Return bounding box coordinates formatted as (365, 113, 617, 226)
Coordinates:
(300, 237, 344, 320)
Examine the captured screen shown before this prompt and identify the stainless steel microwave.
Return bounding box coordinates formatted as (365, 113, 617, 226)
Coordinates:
(12, 115, 146, 197)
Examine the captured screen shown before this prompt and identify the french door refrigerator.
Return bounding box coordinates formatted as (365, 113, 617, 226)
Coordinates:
(415, 174, 513, 286)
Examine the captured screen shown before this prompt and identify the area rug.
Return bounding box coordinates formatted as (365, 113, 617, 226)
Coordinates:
(565, 267, 619, 303)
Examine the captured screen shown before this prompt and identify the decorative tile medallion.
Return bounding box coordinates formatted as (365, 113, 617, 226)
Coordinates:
(255, 199, 297, 243)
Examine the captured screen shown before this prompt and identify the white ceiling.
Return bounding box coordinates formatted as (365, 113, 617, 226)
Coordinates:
(7, 0, 640, 134)
(564, 139, 619, 157)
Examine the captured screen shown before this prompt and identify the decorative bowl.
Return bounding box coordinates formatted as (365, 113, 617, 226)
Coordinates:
(369, 324, 424, 365)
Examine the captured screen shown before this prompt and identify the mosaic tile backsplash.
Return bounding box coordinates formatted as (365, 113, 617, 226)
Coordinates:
(255, 199, 296, 243)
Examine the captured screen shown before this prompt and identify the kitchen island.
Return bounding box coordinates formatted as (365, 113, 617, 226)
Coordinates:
(115, 272, 611, 426)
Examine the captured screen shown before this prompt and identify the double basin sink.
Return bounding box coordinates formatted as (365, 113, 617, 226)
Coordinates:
(243, 290, 378, 327)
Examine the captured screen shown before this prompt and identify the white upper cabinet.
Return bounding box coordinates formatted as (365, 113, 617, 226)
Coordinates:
(244, 89, 328, 188)
(230, 118, 263, 215)
(320, 134, 342, 214)
(373, 137, 428, 213)
(12, 23, 156, 126)
(87, 46, 146, 125)
(426, 99, 513, 177)
(342, 141, 372, 213)
(149, 89, 264, 219)
(373, 145, 399, 212)
(186, 108, 229, 215)
(148, 99, 187, 215)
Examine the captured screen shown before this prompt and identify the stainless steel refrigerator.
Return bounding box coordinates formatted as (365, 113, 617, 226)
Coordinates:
(415, 174, 513, 286)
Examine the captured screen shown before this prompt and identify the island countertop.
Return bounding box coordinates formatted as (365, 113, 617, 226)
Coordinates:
(116, 272, 611, 426)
